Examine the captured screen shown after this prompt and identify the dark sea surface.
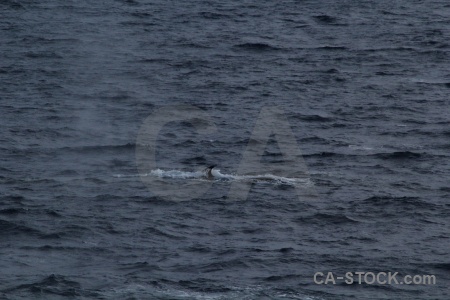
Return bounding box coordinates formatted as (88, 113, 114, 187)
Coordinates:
(1, 0, 449, 299)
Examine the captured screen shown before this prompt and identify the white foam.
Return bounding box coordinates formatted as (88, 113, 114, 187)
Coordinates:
(148, 169, 205, 179)
(118, 168, 313, 186)
(348, 145, 374, 151)
(214, 169, 310, 185)
(112, 173, 140, 178)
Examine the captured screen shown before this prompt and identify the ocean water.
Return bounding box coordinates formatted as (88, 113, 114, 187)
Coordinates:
(1, 0, 449, 299)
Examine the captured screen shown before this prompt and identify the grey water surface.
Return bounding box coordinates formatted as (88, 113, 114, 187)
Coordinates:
(1, 0, 449, 299)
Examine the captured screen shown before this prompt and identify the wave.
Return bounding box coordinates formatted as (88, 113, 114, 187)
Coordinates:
(373, 151, 422, 159)
(316, 45, 348, 50)
(313, 14, 338, 23)
(199, 11, 229, 19)
(233, 43, 281, 51)
(0, 219, 43, 237)
(352, 196, 435, 209)
(429, 263, 450, 271)
(2, 0, 25, 9)
(355, 46, 418, 52)
(3, 274, 84, 297)
(59, 143, 136, 153)
(302, 151, 349, 158)
(289, 113, 333, 122)
(0, 208, 26, 215)
(295, 213, 360, 225)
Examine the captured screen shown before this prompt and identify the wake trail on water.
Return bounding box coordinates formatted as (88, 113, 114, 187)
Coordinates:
(114, 168, 312, 186)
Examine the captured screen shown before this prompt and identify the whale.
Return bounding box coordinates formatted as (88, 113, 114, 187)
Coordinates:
(204, 165, 216, 179)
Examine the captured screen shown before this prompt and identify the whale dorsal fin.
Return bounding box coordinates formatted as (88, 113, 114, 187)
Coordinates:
(205, 165, 215, 179)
